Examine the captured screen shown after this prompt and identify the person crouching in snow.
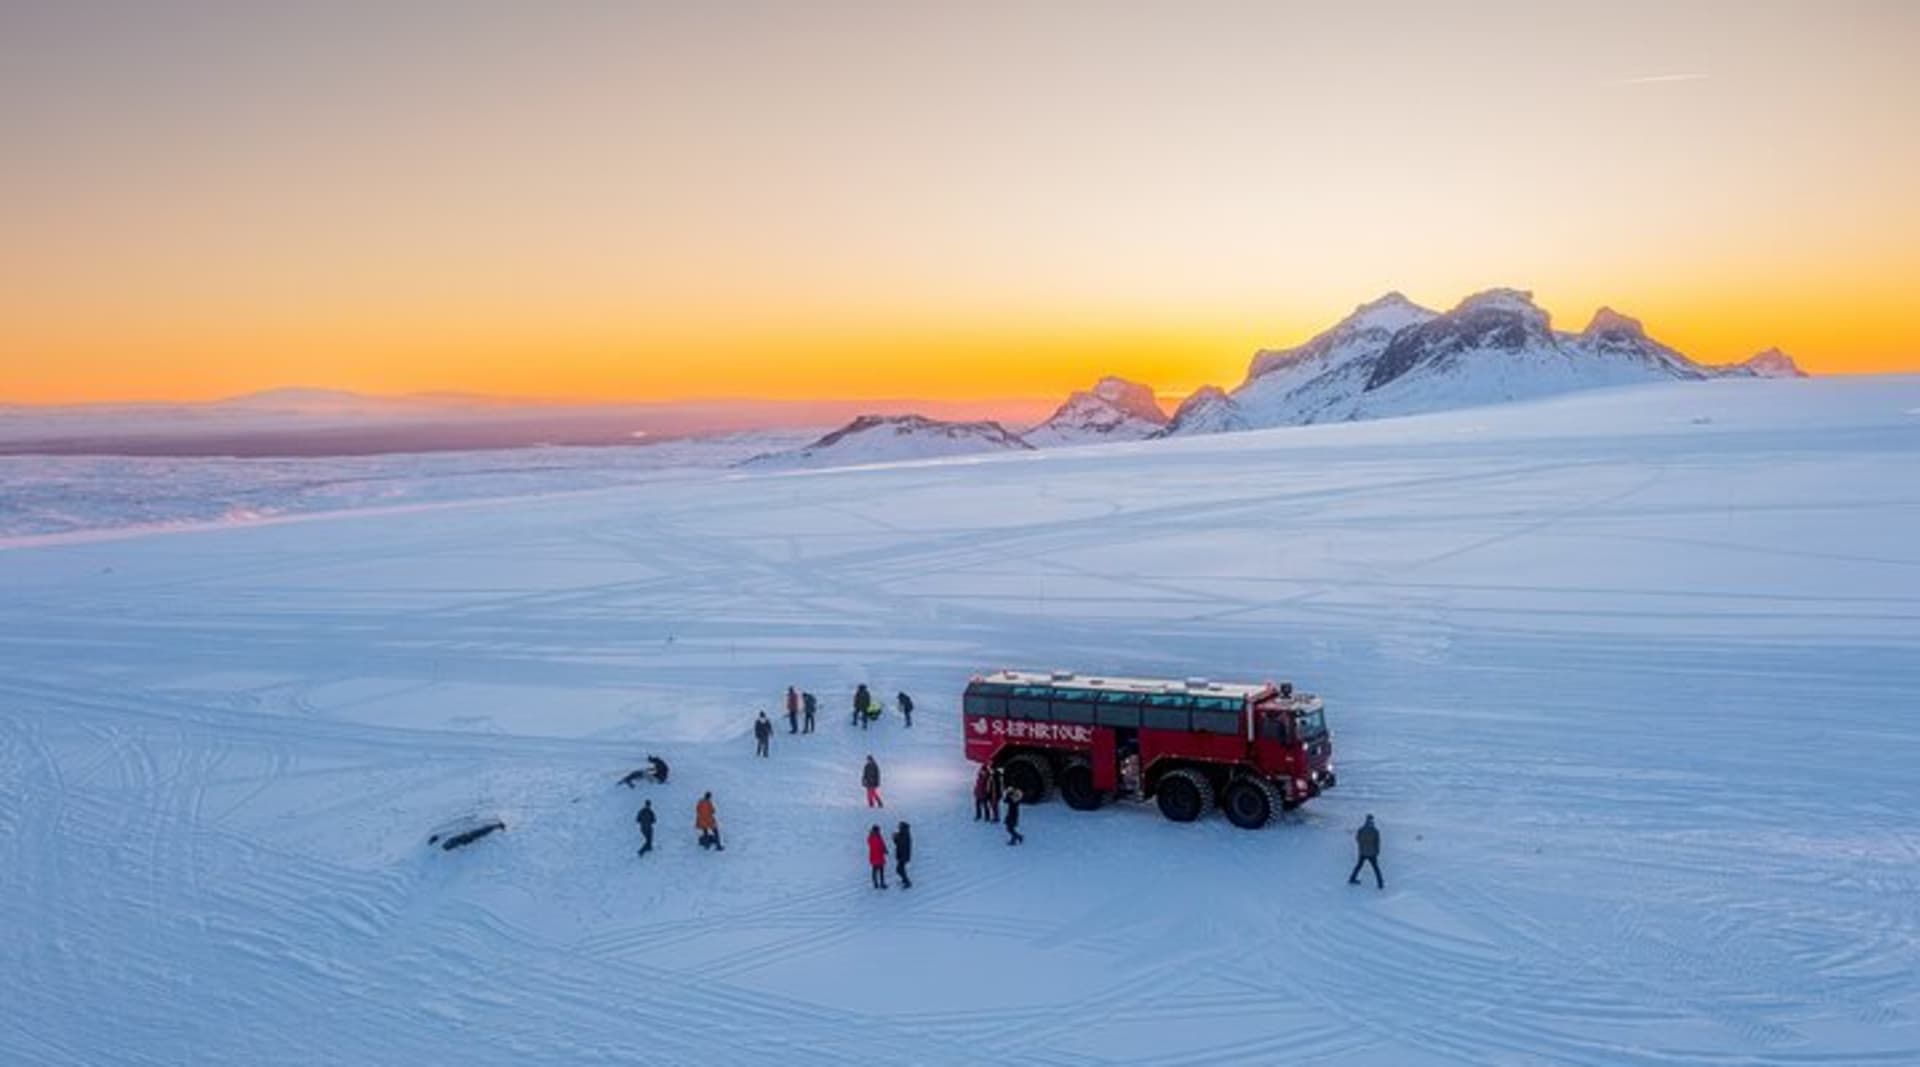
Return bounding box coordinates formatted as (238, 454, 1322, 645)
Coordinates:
(862, 755, 883, 808)
(696, 792, 724, 851)
(867, 825, 888, 889)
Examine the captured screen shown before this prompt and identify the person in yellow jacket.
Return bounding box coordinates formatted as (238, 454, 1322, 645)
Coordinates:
(695, 792, 725, 851)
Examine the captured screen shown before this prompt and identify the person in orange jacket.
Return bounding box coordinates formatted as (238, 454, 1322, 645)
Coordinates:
(867, 824, 888, 889)
(696, 792, 725, 851)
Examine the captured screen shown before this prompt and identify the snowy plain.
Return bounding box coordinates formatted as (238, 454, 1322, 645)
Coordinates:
(2, 377, 1918, 1065)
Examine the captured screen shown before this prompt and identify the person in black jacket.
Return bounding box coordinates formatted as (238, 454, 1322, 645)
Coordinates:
(1348, 814, 1384, 889)
(753, 712, 773, 758)
(853, 684, 873, 729)
(801, 691, 817, 733)
(892, 821, 913, 889)
(897, 691, 914, 728)
(986, 765, 1004, 823)
(1003, 787, 1024, 845)
(636, 799, 656, 856)
(862, 755, 884, 808)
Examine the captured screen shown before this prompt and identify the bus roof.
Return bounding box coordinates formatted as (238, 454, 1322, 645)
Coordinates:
(972, 669, 1280, 701)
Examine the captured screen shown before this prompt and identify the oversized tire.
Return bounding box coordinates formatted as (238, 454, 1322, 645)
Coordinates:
(1222, 777, 1283, 829)
(1002, 752, 1055, 804)
(1154, 768, 1215, 823)
(1058, 759, 1105, 811)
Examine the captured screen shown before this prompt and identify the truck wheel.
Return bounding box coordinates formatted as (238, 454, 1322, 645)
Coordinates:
(1222, 777, 1282, 829)
(1058, 760, 1104, 811)
(1154, 768, 1214, 823)
(1002, 753, 1055, 804)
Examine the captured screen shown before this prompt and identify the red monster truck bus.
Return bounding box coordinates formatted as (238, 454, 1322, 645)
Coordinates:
(963, 669, 1334, 829)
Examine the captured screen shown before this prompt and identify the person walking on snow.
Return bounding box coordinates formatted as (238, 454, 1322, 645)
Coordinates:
(973, 765, 993, 821)
(853, 684, 873, 729)
(696, 792, 724, 851)
(1348, 814, 1384, 889)
(986, 765, 1004, 823)
(785, 686, 800, 734)
(1003, 786, 1024, 846)
(892, 821, 914, 889)
(862, 755, 884, 808)
(753, 712, 773, 758)
(867, 825, 889, 889)
(635, 799, 656, 856)
(802, 691, 817, 733)
(897, 690, 914, 728)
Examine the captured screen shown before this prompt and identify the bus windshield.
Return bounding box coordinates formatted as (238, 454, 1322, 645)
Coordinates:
(1292, 708, 1327, 740)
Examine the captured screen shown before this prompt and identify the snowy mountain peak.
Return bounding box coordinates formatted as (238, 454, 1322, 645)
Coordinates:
(1343, 290, 1436, 334)
(1246, 294, 1437, 383)
(1583, 307, 1647, 340)
(1025, 377, 1168, 447)
(1724, 347, 1809, 379)
(745, 414, 1032, 469)
(1163, 385, 1248, 436)
(1453, 288, 1550, 324)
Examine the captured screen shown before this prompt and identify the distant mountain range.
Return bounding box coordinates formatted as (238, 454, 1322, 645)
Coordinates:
(749, 288, 1807, 469)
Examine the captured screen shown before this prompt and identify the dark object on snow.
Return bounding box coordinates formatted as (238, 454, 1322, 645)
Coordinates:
(853, 684, 873, 728)
(973, 765, 993, 821)
(637, 800, 656, 856)
(786, 686, 800, 733)
(897, 691, 914, 727)
(430, 819, 506, 852)
(801, 691, 817, 733)
(892, 821, 913, 889)
(620, 754, 670, 787)
(753, 712, 773, 757)
(862, 755, 883, 808)
(1004, 789, 1023, 845)
(987, 765, 1004, 823)
(1348, 814, 1384, 889)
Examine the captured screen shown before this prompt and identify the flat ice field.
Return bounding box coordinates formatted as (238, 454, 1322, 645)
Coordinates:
(4, 378, 1919, 1065)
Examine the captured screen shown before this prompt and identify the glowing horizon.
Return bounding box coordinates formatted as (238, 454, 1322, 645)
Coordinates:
(4, 2, 1916, 405)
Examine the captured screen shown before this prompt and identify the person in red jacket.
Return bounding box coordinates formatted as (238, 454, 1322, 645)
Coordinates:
(973, 765, 992, 821)
(785, 686, 800, 734)
(866, 824, 889, 889)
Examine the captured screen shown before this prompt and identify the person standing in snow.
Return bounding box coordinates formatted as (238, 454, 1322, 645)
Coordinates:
(867, 825, 889, 889)
(696, 792, 724, 851)
(785, 686, 800, 734)
(862, 755, 884, 808)
(986, 764, 1004, 823)
(802, 691, 817, 733)
(973, 765, 993, 821)
(897, 690, 914, 728)
(753, 711, 773, 758)
(1348, 814, 1384, 889)
(853, 684, 873, 729)
(1003, 786, 1024, 846)
(892, 821, 913, 889)
(636, 799, 656, 856)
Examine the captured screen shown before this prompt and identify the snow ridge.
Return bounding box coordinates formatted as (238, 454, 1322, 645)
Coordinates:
(745, 414, 1033, 469)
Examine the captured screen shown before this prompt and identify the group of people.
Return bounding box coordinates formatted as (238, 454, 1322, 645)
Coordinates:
(626, 685, 1390, 891)
(970, 763, 1025, 845)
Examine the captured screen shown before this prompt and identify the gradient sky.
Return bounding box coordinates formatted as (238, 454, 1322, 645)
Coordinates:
(3, 1, 1916, 404)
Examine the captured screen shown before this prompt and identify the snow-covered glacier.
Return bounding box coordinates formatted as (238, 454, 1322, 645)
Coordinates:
(2, 376, 1917, 1065)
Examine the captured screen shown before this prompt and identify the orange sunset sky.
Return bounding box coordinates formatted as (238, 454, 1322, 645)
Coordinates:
(2, 1, 1916, 406)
